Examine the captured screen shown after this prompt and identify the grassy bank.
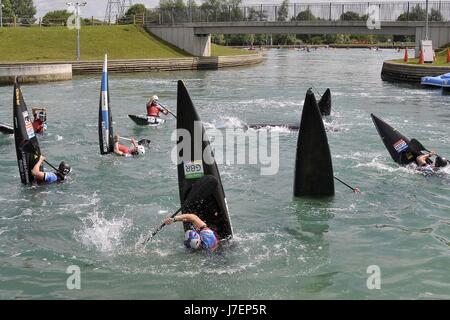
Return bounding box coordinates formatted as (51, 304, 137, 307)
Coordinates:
(0, 25, 250, 62)
(393, 48, 450, 66)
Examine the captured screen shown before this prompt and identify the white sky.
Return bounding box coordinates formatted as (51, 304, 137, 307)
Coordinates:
(33, 0, 405, 19)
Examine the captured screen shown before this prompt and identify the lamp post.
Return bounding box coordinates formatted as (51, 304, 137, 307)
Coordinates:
(67, 2, 87, 61)
(425, 0, 429, 40)
(1, 0, 4, 28)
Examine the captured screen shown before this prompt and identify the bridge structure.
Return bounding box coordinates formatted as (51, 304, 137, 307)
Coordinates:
(145, 1, 450, 57)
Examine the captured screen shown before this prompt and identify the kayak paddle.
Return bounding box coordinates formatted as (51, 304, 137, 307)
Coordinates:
(19, 139, 60, 172)
(334, 176, 360, 193)
(138, 175, 219, 246)
(119, 136, 151, 148)
(410, 139, 449, 164)
(158, 102, 177, 119)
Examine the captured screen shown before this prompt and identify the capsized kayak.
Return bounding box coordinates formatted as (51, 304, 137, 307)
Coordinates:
(98, 54, 114, 155)
(0, 122, 14, 135)
(128, 114, 165, 127)
(294, 89, 334, 197)
(176, 80, 233, 241)
(13, 78, 42, 184)
(421, 73, 450, 87)
(371, 114, 418, 165)
(318, 88, 331, 116)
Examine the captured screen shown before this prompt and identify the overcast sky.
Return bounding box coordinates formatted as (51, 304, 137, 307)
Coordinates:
(34, 0, 398, 19)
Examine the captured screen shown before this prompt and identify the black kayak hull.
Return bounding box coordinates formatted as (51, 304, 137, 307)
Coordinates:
(318, 88, 332, 116)
(371, 113, 417, 165)
(13, 79, 41, 184)
(176, 80, 233, 240)
(294, 89, 334, 197)
(0, 123, 14, 135)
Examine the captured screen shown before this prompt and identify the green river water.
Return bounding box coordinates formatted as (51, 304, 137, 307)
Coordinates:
(0, 48, 449, 299)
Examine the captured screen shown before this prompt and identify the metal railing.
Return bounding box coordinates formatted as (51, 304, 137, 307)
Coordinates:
(148, 1, 450, 24)
(0, 14, 147, 27)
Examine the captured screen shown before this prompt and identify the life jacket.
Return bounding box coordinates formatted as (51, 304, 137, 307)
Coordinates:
(117, 144, 130, 155)
(33, 119, 44, 134)
(147, 103, 161, 117)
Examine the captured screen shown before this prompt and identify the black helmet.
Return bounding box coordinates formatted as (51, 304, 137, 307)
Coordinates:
(435, 156, 448, 168)
(58, 161, 71, 176)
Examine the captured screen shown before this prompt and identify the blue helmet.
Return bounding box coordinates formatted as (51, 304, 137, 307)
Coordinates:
(184, 230, 201, 249)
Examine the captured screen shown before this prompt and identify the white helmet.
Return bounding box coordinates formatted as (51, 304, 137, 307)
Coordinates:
(137, 145, 145, 156)
(184, 230, 201, 249)
(151, 95, 159, 103)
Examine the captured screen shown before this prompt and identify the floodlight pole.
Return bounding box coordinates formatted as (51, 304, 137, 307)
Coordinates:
(67, 2, 87, 61)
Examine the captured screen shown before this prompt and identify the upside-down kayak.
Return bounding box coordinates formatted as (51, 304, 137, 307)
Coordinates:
(99, 54, 114, 155)
(13, 78, 41, 184)
(176, 80, 233, 241)
(0, 122, 14, 135)
(318, 88, 332, 116)
(371, 114, 417, 165)
(128, 114, 165, 127)
(294, 89, 334, 197)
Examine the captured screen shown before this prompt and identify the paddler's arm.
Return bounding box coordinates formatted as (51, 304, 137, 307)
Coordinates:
(164, 214, 206, 229)
(31, 155, 46, 181)
(417, 151, 436, 166)
(113, 142, 128, 157)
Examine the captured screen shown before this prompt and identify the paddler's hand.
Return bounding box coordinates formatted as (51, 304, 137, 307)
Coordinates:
(163, 109, 169, 115)
(429, 150, 436, 156)
(353, 187, 361, 193)
(39, 155, 46, 162)
(164, 217, 175, 225)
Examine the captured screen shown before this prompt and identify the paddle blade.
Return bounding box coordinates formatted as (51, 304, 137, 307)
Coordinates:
(138, 139, 151, 148)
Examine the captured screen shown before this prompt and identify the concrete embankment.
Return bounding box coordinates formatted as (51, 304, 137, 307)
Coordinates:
(71, 54, 262, 74)
(0, 54, 262, 84)
(0, 63, 72, 85)
(381, 60, 450, 83)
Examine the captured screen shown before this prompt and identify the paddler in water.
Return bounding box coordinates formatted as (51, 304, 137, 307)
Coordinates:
(164, 213, 219, 252)
(415, 150, 447, 173)
(32, 107, 47, 134)
(113, 135, 145, 157)
(31, 155, 71, 184)
(146, 95, 168, 124)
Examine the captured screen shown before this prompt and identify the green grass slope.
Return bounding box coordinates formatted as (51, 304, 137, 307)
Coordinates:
(0, 25, 252, 62)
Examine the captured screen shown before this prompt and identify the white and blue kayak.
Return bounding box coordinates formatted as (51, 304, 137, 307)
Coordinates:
(98, 54, 114, 155)
(421, 72, 450, 87)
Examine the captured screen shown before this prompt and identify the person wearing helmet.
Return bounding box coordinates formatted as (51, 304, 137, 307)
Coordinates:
(164, 213, 219, 252)
(415, 150, 448, 173)
(31, 155, 71, 184)
(31, 107, 48, 134)
(113, 135, 145, 157)
(146, 95, 168, 124)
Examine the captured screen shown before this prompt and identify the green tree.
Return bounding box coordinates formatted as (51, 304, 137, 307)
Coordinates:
(1, 0, 14, 20)
(42, 10, 71, 26)
(429, 8, 443, 21)
(247, 7, 268, 21)
(340, 11, 365, 21)
(125, 3, 147, 16)
(294, 9, 316, 21)
(397, 4, 426, 21)
(11, 0, 36, 24)
(277, 0, 289, 22)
